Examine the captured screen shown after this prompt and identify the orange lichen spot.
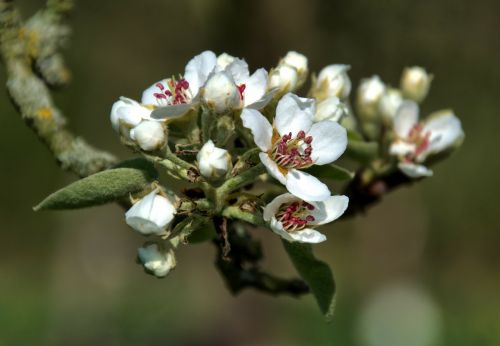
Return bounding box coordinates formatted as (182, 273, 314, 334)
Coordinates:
(36, 107, 53, 120)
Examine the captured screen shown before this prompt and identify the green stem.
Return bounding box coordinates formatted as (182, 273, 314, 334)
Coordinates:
(221, 206, 266, 226)
(215, 163, 266, 211)
(142, 153, 200, 183)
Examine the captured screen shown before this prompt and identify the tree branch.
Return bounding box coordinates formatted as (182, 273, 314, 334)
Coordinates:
(0, 0, 116, 178)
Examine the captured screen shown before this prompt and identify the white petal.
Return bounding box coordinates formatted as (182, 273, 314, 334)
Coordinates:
(150, 102, 194, 120)
(241, 108, 273, 152)
(259, 152, 286, 184)
(285, 169, 331, 201)
(389, 140, 416, 157)
(184, 50, 217, 96)
(398, 162, 433, 178)
(269, 217, 296, 243)
(129, 121, 166, 151)
(246, 88, 277, 110)
(287, 228, 327, 243)
(275, 93, 314, 136)
(422, 111, 464, 156)
(141, 80, 170, 106)
(242, 68, 268, 107)
(314, 96, 345, 122)
(225, 58, 250, 84)
(394, 101, 419, 138)
(308, 121, 347, 165)
(309, 195, 349, 225)
(263, 193, 298, 222)
(216, 53, 236, 69)
(125, 190, 176, 235)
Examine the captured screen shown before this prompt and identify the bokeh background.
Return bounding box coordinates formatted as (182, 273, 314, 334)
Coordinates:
(1, 0, 499, 345)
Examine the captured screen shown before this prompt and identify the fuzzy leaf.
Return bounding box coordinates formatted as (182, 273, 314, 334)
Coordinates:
(306, 164, 354, 181)
(34, 158, 157, 211)
(283, 241, 336, 321)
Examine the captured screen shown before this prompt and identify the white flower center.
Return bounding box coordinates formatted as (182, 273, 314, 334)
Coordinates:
(404, 123, 431, 162)
(276, 200, 316, 232)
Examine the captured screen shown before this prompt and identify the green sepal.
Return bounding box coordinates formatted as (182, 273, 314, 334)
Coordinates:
(34, 158, 157, 211)
(283, 241, 337, 321)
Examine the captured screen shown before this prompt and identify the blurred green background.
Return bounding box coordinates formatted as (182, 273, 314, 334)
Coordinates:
(1, 0, 499, 345)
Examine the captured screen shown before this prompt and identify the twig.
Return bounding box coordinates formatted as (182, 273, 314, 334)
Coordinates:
(0, 0, 116, 177)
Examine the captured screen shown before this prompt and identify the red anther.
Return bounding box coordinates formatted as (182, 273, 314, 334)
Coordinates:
(306, 215, 315, 222)
(154, 93, 167, 99)
(155, 82, 165, 91)
(304, 147, 312, 156)
(237, 84, 246, 100)
(303, 202, 315, 210)
(304, 136, 313, 144)
(165, 90, 172, 97)
(297, 130, 306, 139)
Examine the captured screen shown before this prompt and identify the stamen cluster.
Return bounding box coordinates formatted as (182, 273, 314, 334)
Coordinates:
(405, 124, 431, 162)
(275, 200, 315, 232)
(271, 130, 313, 169)
(153, 78, 191, 106)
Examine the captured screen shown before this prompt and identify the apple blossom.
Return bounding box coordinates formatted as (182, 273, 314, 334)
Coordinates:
(110, 97, 152, 136)
(312, 64, 352, 100)
(241, 93, 347, 201)
(125, 189, 176, 235)
(197, 140, 232, 179)
(263, 193, 348, 243)
(379, 88, 404, 120)
(356, 75, 386, 119)
(137, 243, 176, 278)
(401, 66, 432, 102)
(129, 120, 167, 151)
(389, 101, 464, 178)
(314, 96, 347, 122)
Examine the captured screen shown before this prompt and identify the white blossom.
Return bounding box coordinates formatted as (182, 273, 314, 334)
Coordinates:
(241, 93, 347, 201)
(314, 96, 347, 122)
(129, 120, 166, 151)
(379, 88, 404, 120)
(356, 75, 386, 118)
(389, 101, 464, 178)
(110, 97, 152, 136)
(313, 64, 352, 100)
(281, 51, 308, 86)
(268, 64, 299, 93)
(137, 243, 176, 278)
(197, 140, 232, 179)
(125, 189, 176, 235)
(201, 71, 242, 114)
(401, 66, 432, 102)
(263, 193, 348, 243)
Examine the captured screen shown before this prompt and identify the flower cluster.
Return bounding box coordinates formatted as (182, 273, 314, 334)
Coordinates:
(104, 50, 463, 280)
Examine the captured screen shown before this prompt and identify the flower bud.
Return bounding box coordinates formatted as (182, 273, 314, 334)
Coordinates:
(197, 140, 232, 180)
(125, 189, 176, 235)
(110, 97, 151, 134)
(137, 243, 176, 278)
(268, 64, 299, 93)
(313, 64, 352, 100)
(129, 120, 166, 151)
(356, 75, 386, 119)
(314, 96, 346, 122)
(400, 66, 432, 102)
(202, 71, 242, 114)
(378, 88, 404, 120)
(281, 51, 308, 87)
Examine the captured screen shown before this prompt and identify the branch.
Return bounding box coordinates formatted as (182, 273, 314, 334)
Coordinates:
(214, 223, 309, 297)
(0, 0, 116, 178)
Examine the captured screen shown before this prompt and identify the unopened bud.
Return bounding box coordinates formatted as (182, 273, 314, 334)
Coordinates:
(400, 66, 432, 102)
(379, 88, 404, 120)
(110, 97, 151, 134)
(137, 243, 176, 278)
(281, 51, 308, 87)
(356, 75, 386, 119)
(125, 189, 176, 235)
(216, 53, 236, 70)
(202, 71, 241, 114)
(314, 96, 346, 122)
(268, 64, 299, 93)
(129, 120, 167, 151)
(197, 140, 232, 180)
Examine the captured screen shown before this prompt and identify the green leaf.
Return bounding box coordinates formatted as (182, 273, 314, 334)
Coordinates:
(345, 139, 379, 163)
(305, 164, 354, 181)
(34, 158, 158, 211)
(283, 241, 336, 321)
